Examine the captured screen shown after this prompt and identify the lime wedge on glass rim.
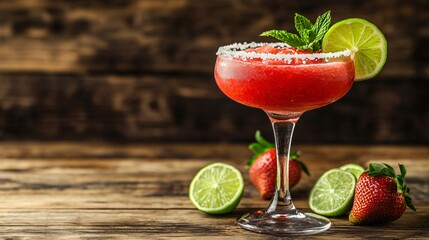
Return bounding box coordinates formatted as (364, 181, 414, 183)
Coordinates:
(189, 162, 244, 214)
(309, 169, 356, 217)
(322, 18, 387, 81)
(340, 163, 366, 179)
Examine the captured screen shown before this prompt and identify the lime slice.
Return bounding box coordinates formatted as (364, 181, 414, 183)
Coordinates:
(189, 162, 244, 214)
(309, 169, 356, 217)
(340, 163, 365, 179)
(322, 18, 387, 81)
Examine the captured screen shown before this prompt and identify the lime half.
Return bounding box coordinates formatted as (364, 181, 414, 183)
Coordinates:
(309, 169, 356, 217)
(322, 18, 387, 81)
(340, 163, 365, 179)
(189, 162, 244, 214)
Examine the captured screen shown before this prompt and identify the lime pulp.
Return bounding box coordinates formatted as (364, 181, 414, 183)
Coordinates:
(322, 18, 387, 81)
(340, 163, 366, 179)
(189, 162, 244, 214)
(309, 169, 356, 217)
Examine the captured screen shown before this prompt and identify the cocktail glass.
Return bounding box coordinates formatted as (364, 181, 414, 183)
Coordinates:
(214, 42, 354, 235)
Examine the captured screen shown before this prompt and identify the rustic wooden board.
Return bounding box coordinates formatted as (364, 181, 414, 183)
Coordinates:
(0, 208, 426, 239)
(0, 143, 427, 238)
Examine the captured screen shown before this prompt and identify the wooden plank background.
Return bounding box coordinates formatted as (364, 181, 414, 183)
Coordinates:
(0, 0, 427, 143)
(0, 142, 427, 238)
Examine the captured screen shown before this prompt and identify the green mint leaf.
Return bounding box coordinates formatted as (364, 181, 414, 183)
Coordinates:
(301, 29, 312, 44)
(312, 10, 331, 42)
(260, 30, 304, 48)
(308, 28, 317, 42)
(311, 42, 321, 52)
(260, 11, 331, 52)
(294, 13, 313, 39)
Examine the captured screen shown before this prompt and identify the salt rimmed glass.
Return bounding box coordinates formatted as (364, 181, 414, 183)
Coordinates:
(214, 42, 355, 235)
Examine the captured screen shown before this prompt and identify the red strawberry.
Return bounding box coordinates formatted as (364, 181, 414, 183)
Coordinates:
(247, 131, 309, 199)
(349, 163, 416, 225)
(289, 158, 303, 188)
(249, 148, 277, 199)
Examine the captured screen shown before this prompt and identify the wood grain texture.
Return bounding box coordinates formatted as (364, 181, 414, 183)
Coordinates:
(0, 142, 427, 239)
(0, 0, 426, 76)
(0, 208, 426, 239)
(0, 0, 428, 143)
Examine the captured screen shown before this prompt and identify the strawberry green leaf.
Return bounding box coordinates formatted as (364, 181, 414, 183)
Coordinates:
(368, 163, 397, 178)
(369, 163, 386, 173)
(248, 143, 265, 154)
(255, 130, 275, 148)
(384, 163, 396, 176)
(404, 185, 410, 195)
(396, 175, 404, 186)
(246, 155, 258, 168)
(405, 196, 416, 212)
(295, 159, 310, 176)
(290, 151, 301, 160)
(368, 163, 375, 172)
(247, 130, 274, 167)
(247, 131, 303, 170)
(399, 164, 407, 177)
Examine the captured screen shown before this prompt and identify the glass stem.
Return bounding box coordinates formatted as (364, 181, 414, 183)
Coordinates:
(265, 112, 301, 213)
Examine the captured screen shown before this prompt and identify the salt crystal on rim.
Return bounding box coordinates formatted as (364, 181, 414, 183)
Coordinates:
(216, 42, 351, 62)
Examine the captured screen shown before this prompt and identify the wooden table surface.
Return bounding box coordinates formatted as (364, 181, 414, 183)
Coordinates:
(0, 142, 427, 239)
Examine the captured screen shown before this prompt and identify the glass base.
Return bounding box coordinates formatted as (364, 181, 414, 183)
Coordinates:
(237, 209, 331, 235)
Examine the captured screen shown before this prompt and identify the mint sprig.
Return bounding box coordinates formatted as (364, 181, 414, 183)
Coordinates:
(260, 11, 331, 52)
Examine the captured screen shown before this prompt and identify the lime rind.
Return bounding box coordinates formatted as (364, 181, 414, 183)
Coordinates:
(339, 163, 366, 179)
(309, 168, 356, 217)
(189, 162, 244, 214)
(322, 18, 387, 81)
